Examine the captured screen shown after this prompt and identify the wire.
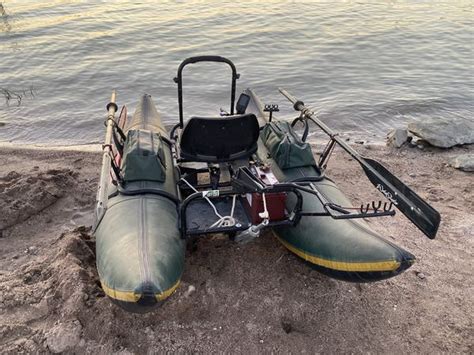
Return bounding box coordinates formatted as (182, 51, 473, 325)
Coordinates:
(210, 195, 237, 228)
(181, 177, 222, 218)
(180, 177, 237, 229)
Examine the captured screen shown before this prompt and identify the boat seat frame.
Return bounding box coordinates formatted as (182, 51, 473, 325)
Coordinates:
(167, 56, 397, 238)
(177, 164, 396, 239)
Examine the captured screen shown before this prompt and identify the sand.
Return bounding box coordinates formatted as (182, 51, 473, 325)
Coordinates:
(0, 143, 473, 353)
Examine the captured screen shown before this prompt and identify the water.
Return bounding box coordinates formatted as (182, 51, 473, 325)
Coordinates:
(0, 1, 472, 145)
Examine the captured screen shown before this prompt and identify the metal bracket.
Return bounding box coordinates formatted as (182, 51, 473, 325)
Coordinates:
(264, 104, 279, 122)
(318, 136, 337, 172)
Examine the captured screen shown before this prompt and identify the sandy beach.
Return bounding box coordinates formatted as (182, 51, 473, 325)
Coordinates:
(0, 143, 472, 353)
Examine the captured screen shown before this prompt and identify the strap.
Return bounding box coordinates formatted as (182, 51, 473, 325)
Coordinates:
(109, 155, 122, 183)
(112, 129, 124, 156)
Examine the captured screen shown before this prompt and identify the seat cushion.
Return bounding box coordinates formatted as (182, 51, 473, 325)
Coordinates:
(180, 114, 259, 163)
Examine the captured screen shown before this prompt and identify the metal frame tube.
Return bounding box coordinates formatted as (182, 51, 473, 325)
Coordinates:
(174, 56, 240, 128)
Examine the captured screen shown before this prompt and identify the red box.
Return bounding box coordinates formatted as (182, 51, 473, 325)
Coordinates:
(244, 192, 287, 224)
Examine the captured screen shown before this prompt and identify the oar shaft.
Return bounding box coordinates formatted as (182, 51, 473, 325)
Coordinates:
(103, 91, 117, 149)
(278, 88, 362, 163)
(95, 90, 118, 228)
(279, 88, 300, 108)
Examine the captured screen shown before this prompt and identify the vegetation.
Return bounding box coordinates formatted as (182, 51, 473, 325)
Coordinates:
(1, 2, 12, 33)
(0, 87, 35, 106)
(1, 3, 33, 107)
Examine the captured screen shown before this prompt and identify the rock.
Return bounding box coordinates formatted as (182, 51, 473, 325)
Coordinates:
(417, 272, 426, 280)
(408, 118, 474, 148)
(184, 285, 196, 297)
(408, 135, 421, 147)
(281, 320, 293, 334)
(355, 140, 366, 145)
(3, 171, 21, 181)
(25, 246, 38, 255)
(45, 320, 82, 353)
(387, 129, 408, 148)
(450, 154, 474, 172)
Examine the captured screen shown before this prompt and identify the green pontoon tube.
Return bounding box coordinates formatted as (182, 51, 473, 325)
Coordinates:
(94, 56, 440, 312)
(94, 94, 184, 313)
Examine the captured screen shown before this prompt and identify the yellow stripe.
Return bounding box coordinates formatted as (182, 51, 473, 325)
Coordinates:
(100, 279, 181, 303)
(273, 231, 401, 272)
(156, 279, 181, 301)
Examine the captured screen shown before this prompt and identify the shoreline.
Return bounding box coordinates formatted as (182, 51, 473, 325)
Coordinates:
(0, 144, 472, 353)
(0, 137, 428, 152)
(0, 141, 102, 152)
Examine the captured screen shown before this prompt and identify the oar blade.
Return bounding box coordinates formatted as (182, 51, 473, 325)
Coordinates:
(361, 158, 441, 239)
(277, 88, 441, 239)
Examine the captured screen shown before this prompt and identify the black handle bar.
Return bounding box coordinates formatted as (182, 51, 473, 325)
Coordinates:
(174, 56, 240, 128)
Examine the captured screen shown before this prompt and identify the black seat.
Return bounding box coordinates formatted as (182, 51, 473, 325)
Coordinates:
(180, 114, 259, 163)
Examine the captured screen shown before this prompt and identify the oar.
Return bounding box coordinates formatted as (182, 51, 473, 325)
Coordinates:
(94, 90, 118, 229)
(278, 88, 441, 239)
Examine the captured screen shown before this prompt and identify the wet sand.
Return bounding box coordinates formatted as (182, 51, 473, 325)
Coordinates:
(0, 144, 472, 353)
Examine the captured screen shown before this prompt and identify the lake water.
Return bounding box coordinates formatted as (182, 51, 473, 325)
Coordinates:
(0, 1, 472, 145)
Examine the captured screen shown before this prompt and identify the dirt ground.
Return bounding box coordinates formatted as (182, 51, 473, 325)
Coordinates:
(0, 143, 472, 353)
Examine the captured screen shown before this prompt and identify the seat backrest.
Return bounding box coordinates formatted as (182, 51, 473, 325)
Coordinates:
(180, 113, 259, 163)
